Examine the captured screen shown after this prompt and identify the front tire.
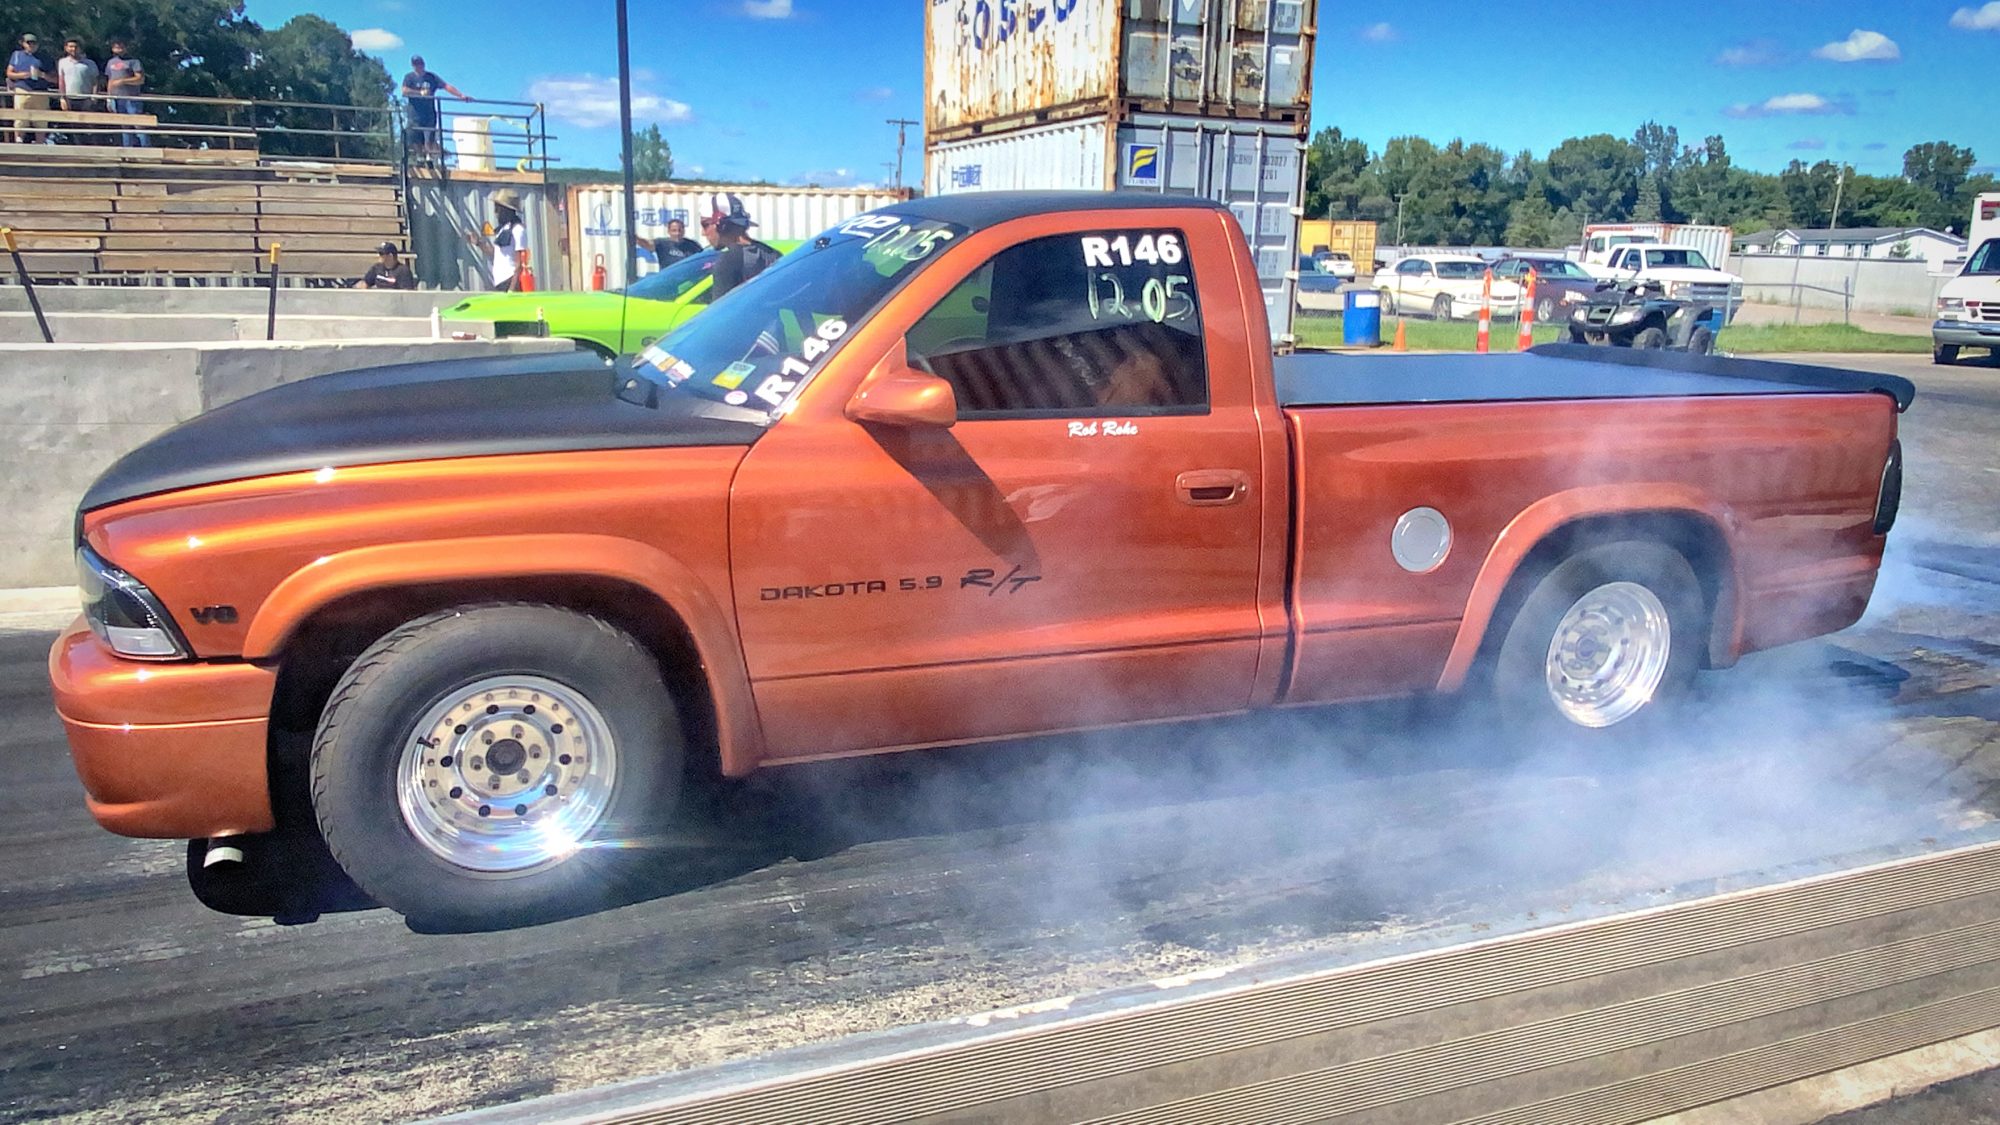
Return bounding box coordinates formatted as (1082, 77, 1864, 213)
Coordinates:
(310, 604, 682, 929)
(1493, 543, 1704, 737)
(1633, 325, 1669, 349)
(1432, 294, 1455, 322)
(1935, 343, 1960, 365)
(1536, 296, 1556, 322)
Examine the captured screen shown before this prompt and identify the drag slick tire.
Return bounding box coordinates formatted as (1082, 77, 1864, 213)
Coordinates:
(1493, 543, 1704, 737)
(310, 604, 681, 929)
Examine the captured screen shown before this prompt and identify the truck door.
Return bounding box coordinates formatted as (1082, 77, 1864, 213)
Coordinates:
(728, 217, 1268, 759)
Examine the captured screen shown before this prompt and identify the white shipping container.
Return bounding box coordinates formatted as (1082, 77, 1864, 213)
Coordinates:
(1578, 222, 1733, 272)
(927, 112, 1305, 345)
(565, 183, 910, 290)
(1971, 192, 2000, 252)
(925, 0, 1315, 140)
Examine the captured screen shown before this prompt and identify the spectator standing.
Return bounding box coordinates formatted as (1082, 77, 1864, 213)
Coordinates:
(355, 242, 417, 290)
(103, 39, 146, 147)
(467, 189, 528, 291)
(634, 217, 701, 268)
(56, 38, 98, 143)
(400, 55, 464, 163)
(707, 194, 780, 300)
(6, 33, 51, 145)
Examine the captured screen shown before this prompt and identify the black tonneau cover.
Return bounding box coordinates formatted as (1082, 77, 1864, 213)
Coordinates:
(1276, 344, 1915, 412)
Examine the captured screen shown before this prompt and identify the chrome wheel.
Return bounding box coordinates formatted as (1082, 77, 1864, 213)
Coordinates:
(396, 674, 618, 874)
(1543, 581, 1672, 728)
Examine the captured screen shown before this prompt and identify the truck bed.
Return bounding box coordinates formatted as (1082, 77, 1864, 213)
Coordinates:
(1276, 344, 1915, 411)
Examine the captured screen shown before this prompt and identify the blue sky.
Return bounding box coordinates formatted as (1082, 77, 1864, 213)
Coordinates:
(245, 0, 2000, 185)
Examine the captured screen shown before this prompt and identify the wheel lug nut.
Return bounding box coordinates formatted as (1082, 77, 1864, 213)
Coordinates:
(544, 784, 559, 797)
(517, 771, 531, 783)
(514, 804, 528, 816)
(489, 776, 503, 789)
(511, 725, 524, 738)
(482, 732, 494, 744)
(470, 756, 484, 770)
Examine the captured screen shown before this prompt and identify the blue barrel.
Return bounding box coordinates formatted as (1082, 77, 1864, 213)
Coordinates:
(1343, 288, 1382, 347)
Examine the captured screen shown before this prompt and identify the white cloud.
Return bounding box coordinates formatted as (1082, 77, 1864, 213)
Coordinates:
(791, 167, 875, 188)
(1812, 29, 1900, 61)
(1724, 92, 1849, 118)
(525, 73, 693, 129)
(1715, 39, 1783, 66)
(1788, 138, 1827, 150)
(1950, 2, 2000, 29)
(743, 0, 795, 18)
(348, 28, 403, 52)
(1360, 22, 1396, 43)
(855, 86, 894, 102)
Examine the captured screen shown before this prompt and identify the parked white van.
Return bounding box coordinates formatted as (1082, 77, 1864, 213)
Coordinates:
(1934, 237, 2000, 365)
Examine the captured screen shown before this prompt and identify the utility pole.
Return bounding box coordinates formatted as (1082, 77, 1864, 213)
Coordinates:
(1829, 163, 1847, 233)
(886, 118, 919, 190)
(1393, 192, 1409, 246)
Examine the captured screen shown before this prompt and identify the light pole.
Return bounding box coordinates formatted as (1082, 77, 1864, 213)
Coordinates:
(615, 0, 636, 292)
(1394, 192, 1409, 247)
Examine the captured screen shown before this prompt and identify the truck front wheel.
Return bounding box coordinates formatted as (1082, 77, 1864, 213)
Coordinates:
(309, 604, 682, 929)
(1493, 543, 1703, 736)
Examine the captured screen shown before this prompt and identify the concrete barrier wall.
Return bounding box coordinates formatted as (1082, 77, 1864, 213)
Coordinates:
(1, 337, 574, 588)
(0, 312, 443, 344)
(0, 285, 485, 319)
(1735, 255, 1955, 317)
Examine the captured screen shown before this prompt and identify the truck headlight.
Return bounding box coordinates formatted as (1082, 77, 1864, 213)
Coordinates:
(1939, 297, 1964, 319)
(77, 547, 190, 660)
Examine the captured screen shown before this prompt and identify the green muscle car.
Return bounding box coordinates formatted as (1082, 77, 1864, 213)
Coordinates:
(441, 242, 800, 357)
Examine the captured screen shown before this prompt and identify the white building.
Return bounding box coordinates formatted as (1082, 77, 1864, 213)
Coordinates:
(1735, 227, 1967, 272)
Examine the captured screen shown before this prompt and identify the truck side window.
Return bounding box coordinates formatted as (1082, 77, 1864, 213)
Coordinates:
(906, 231, 1208, 417)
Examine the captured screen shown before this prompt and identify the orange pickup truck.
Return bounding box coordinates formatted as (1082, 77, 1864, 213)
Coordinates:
(51, 193, 1913, 927)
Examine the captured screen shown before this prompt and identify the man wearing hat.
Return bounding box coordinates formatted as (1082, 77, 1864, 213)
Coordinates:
(707, 193, 781, 300)
(5, 33, 53, 145)
(355, 242, 416, 290)
(466, 189, 528, 291)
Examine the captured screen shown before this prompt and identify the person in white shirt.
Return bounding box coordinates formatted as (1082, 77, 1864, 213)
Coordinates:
(55, 38, 99, 140)
(466, 189, 528, 291)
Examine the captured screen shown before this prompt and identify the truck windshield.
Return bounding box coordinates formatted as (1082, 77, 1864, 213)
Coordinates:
(1966, 239, 2000, 275)
(622, 250, 717, 302)
(629, 213, 968, 423)
(1643, 248, 1712, 269)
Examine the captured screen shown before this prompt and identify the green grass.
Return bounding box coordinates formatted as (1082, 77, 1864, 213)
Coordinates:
(1294, 313, 1564, 352)
(1714, 323, 1932, 354)
(1297, 312, 1931, 355)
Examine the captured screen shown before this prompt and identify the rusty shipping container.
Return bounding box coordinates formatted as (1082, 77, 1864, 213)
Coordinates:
(925, 0, 1316, 142)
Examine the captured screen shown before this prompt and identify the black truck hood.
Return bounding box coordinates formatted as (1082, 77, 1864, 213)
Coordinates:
(82, 350, 765, 512)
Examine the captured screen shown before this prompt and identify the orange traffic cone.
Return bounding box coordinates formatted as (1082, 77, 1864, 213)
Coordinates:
(1392, 318, 1407, 352)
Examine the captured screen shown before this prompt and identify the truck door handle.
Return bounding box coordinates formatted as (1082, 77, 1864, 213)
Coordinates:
(1177, 470, 1249, 506)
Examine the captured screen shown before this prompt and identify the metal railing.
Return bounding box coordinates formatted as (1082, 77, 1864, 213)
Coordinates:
(6, 90, 551, 173)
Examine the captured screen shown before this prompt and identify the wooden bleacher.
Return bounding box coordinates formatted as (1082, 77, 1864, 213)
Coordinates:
(0, 142, 409, 282)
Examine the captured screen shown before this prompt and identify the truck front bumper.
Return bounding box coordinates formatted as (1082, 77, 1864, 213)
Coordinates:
(1933, 321, 2000, 348)
(48, 618, 277, 839)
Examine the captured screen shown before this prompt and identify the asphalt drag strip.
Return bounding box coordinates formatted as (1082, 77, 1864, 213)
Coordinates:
(2, 565, 1998, 1124)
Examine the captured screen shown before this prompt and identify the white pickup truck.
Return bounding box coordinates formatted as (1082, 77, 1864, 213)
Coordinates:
(1593, 242, 1745, 311)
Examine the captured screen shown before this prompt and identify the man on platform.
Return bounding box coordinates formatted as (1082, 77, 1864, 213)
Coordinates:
(401, 55, 465, 163)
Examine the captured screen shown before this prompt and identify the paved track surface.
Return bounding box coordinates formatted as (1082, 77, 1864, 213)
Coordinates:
(2, 354, 1997, 1123)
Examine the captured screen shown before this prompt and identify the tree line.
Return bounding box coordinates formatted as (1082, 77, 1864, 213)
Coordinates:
(1308, 121, 1994, 247)
(8, 0, 395, 158)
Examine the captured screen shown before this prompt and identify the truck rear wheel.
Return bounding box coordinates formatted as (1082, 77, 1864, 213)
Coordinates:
(309, 604, 682, 929)
(1493, 543, 1703, 736)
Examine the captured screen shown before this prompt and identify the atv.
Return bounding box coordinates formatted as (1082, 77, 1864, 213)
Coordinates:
(1567, 280, 1728, 355)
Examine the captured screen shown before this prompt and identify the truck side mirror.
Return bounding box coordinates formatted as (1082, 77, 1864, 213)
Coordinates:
(846, 345, 958, 429)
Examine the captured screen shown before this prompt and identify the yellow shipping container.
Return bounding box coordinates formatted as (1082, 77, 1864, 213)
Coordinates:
(1299, 220, 1379, 267)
